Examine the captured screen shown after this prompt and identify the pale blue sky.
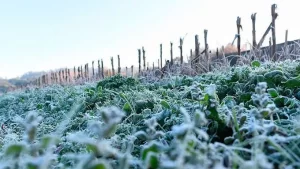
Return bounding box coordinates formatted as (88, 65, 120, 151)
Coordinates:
(0, 0, 299, 78)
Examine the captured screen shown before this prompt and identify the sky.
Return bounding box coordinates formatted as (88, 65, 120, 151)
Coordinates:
(0, 0, 299, 79)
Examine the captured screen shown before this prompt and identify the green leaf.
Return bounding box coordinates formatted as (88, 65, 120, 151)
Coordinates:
(160, 100, 170, 109)
(40, 136, 60, 149)
(282, 78, 300, 88)
(122, 102, 132, 113)
(146, 152, 159, 169)
(267, 88, 279, 98)
(5, 144, 25, 157)
(142, 142, 162, 161)
(87, 161, 111, 169)
(224, 136, 234, 145)
(36, 103, 43, 110)
(86, 143, 100, 157)
(251, 60, 261, 67)
(119, 93, 127, 100)
(27, 164, 38, 169)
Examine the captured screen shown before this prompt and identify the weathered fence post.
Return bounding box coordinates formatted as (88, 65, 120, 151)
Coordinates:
(142, 47, 146, 70)
(86, 63, 89, 80)
(236, 17, 242, 56)
(84, 64, 87, 79)
(65, 68, 68, 82)
(131, 65, 134, 77)
(160, 44, 162, 68)
(190, 49, 193, 67)
(126, 66, 128, 77)
(285, 29, 289, 57)
(58, 71, 61, 84)
(92, 61, 95, 78)
(78, 67, 81, 79)
(111, 57, 115, 76)
(62, 69, 65, 83)
(216, 48, 219, 60)
(80, 65, 83, 79)
(158, 59, 160, 69)
(195, 35, 200, 63)
(251, 13, 257, 49)
(170, 42, 173, 65)
(204, 30, 209, 70)
(101, 59, 104, 78)
(68, 69, 71, 82)
(138, 49, 141, 73)
(271, 4, 277, 60)
(98, 60, 101, 79)
(179, 38, 183, 64)
(147, 62, 149, 71)
(74, 66, 76, 81)
(269, 37, 272, 58)
(118, 55, 121, 74)
(153, 62, 154, 70)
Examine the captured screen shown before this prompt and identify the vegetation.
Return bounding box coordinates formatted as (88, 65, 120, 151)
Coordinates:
(0, 58, 300, 169)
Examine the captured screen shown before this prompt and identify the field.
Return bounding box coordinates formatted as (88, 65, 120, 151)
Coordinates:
(1, 58, 300, 169)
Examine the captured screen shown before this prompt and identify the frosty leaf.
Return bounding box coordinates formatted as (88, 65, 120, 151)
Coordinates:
(194, 110, 207, 127)
(160, 100, 171, 109)
(171, 124, 191, 139)
(134, 131, 148, 140)
(141, 141, 164, 161)
(98, 106, 125, 124)
(40, 135, 60, 149)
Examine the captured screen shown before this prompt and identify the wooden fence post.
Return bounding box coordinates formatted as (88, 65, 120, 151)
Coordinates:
(236, 17, 242, 56)
(160, 44, 162, 68)
(78, 67, 80, 79)
(80, 65, 83, 79)
(84, 64, 86, 79)
(179, 38, 183, 65)
(126, 66, 128, 77)
(158, 59, 160, 69)
(65, 68, 68, 82)
(87, 63, 89, 80)
(74, 66, 76, 81)
(118, 55, 121, 74)
(153, 62, 154, 70)
(216, 48, 219, 60)
(111, 57, 115, 76)
(142, 47, 146, 70)
(101, 59, 104, 78)
(190, 49, 193, 67)
(147, 62, 149, 71)
(251, 13, 257, 50)
(92, 61, 95, 78)
(131, 65, 134, 77)
(285, 30, 288, 57)
(204, 30, 209, 70)
(170, 42, 173, 65)
(97, 60, 100, 79)
(269, 37, 272, 58)
(195, 35, 200, 63)
(257, 15, 278, 49)
(58, 71, 61, 84)
(271, 4, 277, 60)
(138, 49, 141, 73)
(68, 69, 71, 82)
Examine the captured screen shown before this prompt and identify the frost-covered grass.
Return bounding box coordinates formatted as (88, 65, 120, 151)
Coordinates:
(1, 59, 300, 169)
